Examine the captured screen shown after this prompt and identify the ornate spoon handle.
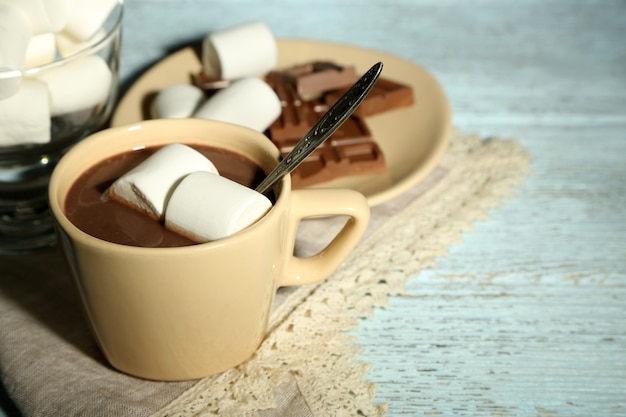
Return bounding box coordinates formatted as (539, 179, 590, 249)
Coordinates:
(255, 61, 383, 195)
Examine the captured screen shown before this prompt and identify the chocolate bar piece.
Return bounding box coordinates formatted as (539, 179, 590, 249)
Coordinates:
(325, 77, 414, 117)
(266, 72, 328, 140)
(280, 61, 358, 100)
(263, 60, 419, 187)
(270, 116, 386, 188)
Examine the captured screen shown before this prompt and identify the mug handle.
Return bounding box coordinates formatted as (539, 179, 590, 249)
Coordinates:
(276, 188, 370, 287)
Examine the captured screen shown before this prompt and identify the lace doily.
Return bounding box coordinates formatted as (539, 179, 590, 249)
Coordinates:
(151, 129, 531, 417)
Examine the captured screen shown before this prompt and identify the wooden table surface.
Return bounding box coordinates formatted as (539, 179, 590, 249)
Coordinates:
(2, 1, 625, 415)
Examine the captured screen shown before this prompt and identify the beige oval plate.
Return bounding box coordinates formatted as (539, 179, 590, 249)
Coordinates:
(112, 39, 451, 206)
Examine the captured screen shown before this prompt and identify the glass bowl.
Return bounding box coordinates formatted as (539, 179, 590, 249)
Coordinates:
(0, 0, 124, 254)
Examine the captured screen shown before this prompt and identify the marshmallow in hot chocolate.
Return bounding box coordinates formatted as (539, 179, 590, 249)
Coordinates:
(165, 171, 272, 242)
(109, 143, 219, 220)
(109, 142, 273, 243)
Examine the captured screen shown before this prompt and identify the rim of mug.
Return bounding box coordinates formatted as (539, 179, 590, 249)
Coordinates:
(49, 118, 291, 254)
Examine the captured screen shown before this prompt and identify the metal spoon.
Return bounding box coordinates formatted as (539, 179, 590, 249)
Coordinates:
(255, 61, 383, 195)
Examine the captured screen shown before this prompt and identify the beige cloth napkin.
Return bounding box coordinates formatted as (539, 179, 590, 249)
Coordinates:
(0, 129, 530, 417)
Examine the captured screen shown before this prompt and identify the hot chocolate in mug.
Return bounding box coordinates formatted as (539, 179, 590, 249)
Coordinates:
(48, 118, 370, 381)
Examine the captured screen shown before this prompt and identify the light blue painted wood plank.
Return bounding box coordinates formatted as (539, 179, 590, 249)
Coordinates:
(356, 270, 626, 415)
(354, 127, 626, 416)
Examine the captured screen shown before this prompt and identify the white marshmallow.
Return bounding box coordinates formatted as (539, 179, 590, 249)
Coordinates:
(109, 144, 219, 220)
(55, 29, 106, 58)
(0, 79, 50, 146)
(34, 54, 112, 116)
(165, 171, 272, 242)
(10, 0, 72, 34)
(25, 32, 57, 69)
(0, 70, 23, 101)
(63, 0, 117, 42)
(0, 3, 31, 99)
(202, 21, 277, 81)
(151, 84, 206, 119)
(193, 77, 281, 132)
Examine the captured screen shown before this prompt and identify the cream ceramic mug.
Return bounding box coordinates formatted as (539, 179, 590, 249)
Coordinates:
(48, 119, 369, 381)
